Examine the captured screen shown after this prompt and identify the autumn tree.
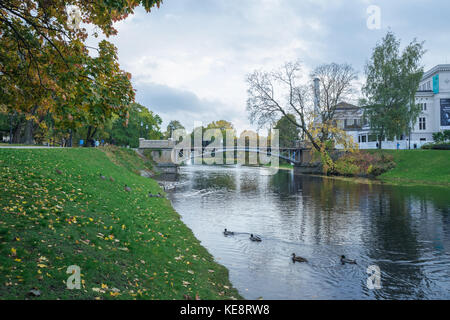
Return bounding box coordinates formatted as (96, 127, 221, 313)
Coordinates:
(246, 61, 358, 171)
(0, 0, 162, 144)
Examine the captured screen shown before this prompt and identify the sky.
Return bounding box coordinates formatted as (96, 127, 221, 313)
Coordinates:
(89, 0, 450, 133)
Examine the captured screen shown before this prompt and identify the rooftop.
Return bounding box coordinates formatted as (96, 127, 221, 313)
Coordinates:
(422, 64, 450, 80)
(335, 102, 360, 110)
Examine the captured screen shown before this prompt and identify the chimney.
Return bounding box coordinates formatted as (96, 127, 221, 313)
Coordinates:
(313, 78, 320, 115)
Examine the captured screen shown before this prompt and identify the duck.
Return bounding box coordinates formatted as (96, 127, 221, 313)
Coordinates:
(109, 177, 115, 182)
(250, 234, 262, 242)
(223, 228, 234, 236)
(55, 169, 63, 175)
(99, 174, 106, 180)
(340, 255, 357, 265)
(292, 253, 308, 263)
(124, 185, 131, 192)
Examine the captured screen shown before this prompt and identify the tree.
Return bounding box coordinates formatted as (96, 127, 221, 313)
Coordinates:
(311, 63, 358, 142)
(246, 61, 358, 171)
(274, 114, 300, 148)
(106, 103, 162, 148)
(362, 31, 425, 149)
(0, 0, 162, 144)
(205, 120, 236, 145)
(165, 120, 185, 139)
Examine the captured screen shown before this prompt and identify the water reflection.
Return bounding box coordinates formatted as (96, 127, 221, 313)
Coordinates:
(166, 165, 450, 299)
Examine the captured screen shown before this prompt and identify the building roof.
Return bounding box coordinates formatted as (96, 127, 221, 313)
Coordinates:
(335, 102, 360, 110)
(422, 64, 450, 80)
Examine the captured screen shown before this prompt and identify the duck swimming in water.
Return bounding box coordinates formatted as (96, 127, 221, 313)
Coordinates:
(250, 234, 262, 242)
(292, 253, 308, 263)
(340, 255, 357, 265)
(223, 229, 234, 236)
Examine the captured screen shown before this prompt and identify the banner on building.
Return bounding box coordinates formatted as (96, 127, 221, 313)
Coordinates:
(433, 74, 439, 94)
(441, 99, 450, 126)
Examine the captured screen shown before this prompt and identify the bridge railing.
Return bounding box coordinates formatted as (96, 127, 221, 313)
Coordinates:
(138, 138, 175, 149)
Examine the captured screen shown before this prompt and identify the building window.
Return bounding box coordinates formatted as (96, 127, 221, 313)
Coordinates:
(423, 103, 427, 111)
(419, 117, 426, 130)
(420, 138, 426, 141)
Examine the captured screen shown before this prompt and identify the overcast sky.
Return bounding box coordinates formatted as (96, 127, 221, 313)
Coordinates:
(93, 0, 450, 133)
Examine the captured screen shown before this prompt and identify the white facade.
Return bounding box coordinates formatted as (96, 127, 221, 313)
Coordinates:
(337, 64, 450, 150)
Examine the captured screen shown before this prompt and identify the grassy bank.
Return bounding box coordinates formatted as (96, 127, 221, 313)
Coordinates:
(0, 147, 241, 300)
(369, 150, 450, 187)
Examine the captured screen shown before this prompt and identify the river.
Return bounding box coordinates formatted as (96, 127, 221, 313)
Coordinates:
(163, 165, 450, 300)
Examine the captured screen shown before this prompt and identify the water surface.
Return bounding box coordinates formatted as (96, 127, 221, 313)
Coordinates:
(164, 165, 450, 299)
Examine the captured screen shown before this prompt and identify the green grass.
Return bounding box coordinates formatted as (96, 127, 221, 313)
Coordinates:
(369, 150, 450, 187)
(0, 147, 241, 300)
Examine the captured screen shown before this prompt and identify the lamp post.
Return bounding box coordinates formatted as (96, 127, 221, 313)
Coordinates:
(145, 124, 149, 139)
(140, 121, 143, 138)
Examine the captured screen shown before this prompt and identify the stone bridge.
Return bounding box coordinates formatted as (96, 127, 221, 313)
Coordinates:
(138, 138, 178, 174)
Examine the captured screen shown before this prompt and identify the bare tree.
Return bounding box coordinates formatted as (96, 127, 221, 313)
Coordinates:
(311, 62, 358, 141)
(246, 61, 357, 152)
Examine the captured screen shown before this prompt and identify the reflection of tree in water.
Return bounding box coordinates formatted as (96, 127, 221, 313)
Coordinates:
(298, 176, 367, 245)
(275, 173, 450, 299)
(361, 185, 450, 299)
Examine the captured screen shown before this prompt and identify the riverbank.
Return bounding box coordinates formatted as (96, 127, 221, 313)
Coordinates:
(0, 147, 241, 299)
(269, 149, 449, 188)
(368, 150, 450, 187)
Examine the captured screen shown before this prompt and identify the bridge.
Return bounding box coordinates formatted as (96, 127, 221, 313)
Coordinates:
(185, 147, 302, 164)
(138, 138, 320, 173)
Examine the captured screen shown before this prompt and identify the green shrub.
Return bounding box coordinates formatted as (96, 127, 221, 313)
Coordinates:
(421, 143, 450, 150)
(334, 159, 360, 176)
(334, 151, 395, 177)
(432, 130, 450, 143)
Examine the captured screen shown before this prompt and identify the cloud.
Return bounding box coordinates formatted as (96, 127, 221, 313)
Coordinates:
(134, 82, 247, 132)
(85, 0, 450, 132)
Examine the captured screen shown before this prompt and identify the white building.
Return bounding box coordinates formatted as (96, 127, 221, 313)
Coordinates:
(336, 64, 450, 149)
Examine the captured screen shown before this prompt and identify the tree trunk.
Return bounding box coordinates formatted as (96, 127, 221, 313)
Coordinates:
(24, 119, 34, 145)
(85, 126, 97, 147)
(68, 129, 73, 147)
(12, 121, 23, 144)
(378, 136, 383, 149)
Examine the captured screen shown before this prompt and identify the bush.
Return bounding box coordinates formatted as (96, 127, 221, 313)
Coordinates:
(334, 160, 360, 176)
(333, 151, 395, 177)
(432, 130, 450, 143)
(421, 143, 450, 150)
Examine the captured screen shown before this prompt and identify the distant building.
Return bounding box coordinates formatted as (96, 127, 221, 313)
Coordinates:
(335, 64, 450, 149)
